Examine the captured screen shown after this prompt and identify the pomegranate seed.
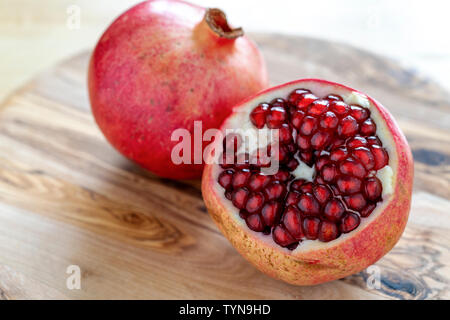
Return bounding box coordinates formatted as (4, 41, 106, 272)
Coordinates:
(323, 198, 345, 222)
(329, 184, 341, 196)
(279, 145, 290, 163)
(299, 116, 318, 136)
(315, 175, 325, 184)
(329, 100, 349, 117)
(250, 103, 269, 129)
(344, 193, 367, 211)
(298, 193, 320, 216)
(330, 138, 346, 150)
(286, 143, 297, 154)
(350, 105, 370, 122)
(288, 89, 310, 106)
(290, 179, 306, 191)
(339, 158, 367, 178)
(285, 157, 299, 171)
(297, 93, 318, 110)
(231, 187, 249, 209)
(318, 221, 339, 242)
(271, 98, 287, 110)
(248, 173, 271, 191)
(338, 115, 359, 137)
(298, 182, 314, 194)
(225, 190, 232, 200)
(321, 163, 338, 183)
(245, 192, 265, 213)
(330, 147, 348, 162)
(302, 217, 320, 240)
(286, 191, 301, 206)
(291, 109, 306, 129)
(352, 147, 375, 170)
(360, 203, 376, 217)
(346, 136, 367, 149)
(245, 213, 264, 232)
(261, 201, 282, 226)
(310, 131, 331, 150)
(272, 225, 297, 247)
(319, 111, 339, 129)
(370, 145, 389, 170)
(336, 175, 362, 194)
(313, 184, 331, 204)
(326, 94, 343, 101)
(232, 169, 251, 188)
(366, 136, 382, 146)
(360, 118, 377, 136)
(266, 106, 286, 129)
(364, 177, 382, 201)
(340, 212, 361, 233)
(218, 170, 234, 190)
(297, 134, 311, 150)
(283, 206, 304, 240)
(273, 170, 291, 182)
(316, 155, 331, 171)
(307, 99, 329, 116)
(263, 181, 286, 201)
(239, 209, 249, 219)
(278, 123, 293, 144)
(299, 151, 314, 166)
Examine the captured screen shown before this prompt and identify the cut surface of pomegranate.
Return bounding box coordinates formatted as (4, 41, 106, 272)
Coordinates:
(202, 79, 413, 285)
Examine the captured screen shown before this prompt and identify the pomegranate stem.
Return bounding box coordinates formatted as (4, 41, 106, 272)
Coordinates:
(204, 8, 243, 39)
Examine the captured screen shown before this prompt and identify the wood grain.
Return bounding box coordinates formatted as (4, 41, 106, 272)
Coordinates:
(0, 34, 449, 299)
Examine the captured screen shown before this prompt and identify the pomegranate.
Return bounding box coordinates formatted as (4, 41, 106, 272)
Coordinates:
(202, 79, 413, 285)
(88, 0, 268, 179)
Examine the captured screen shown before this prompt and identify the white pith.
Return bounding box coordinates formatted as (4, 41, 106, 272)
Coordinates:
(212, 80, 397, 253)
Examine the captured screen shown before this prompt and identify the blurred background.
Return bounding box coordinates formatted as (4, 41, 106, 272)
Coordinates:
(1, 0, 449, 101)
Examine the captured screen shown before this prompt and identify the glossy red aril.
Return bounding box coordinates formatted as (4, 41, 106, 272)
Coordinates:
(250, 103, 269, 128)
(350, 105, 370, 122)
(248, 173, 271, 191)
(245, 192, 265, 213)
(246, 213, 264, 232)
(340, 212, 361, 233)
(296, 93, 318, 109)
(232, 169, 251, 188)
(302, 217, 321, 240)
(364, 177, 382, 201)
(318, 221, 340, 242)
(282, 206, 304, 240)
(323, 198, 345, 222)
(273, 225, 296, 247)
(338, 116, 359, 137)
(218, 170, 233, 190)
(261, 201, 282, 226)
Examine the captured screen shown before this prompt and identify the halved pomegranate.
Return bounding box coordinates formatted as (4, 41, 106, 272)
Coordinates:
(202, 79, 413, 285)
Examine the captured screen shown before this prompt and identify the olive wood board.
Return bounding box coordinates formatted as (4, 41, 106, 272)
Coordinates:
(0, 34, 449, 300)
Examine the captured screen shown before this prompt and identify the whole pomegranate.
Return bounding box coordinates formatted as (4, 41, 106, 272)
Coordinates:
(88, 0, 268, 179)
(202, 79, 413, 285)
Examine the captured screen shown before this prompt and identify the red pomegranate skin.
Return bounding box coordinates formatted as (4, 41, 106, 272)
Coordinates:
(202, 79, 414, 285)
(88, 0, 268, 179)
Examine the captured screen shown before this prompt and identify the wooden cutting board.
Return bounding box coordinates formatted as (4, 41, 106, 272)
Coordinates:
(0, 34, 449, 300)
